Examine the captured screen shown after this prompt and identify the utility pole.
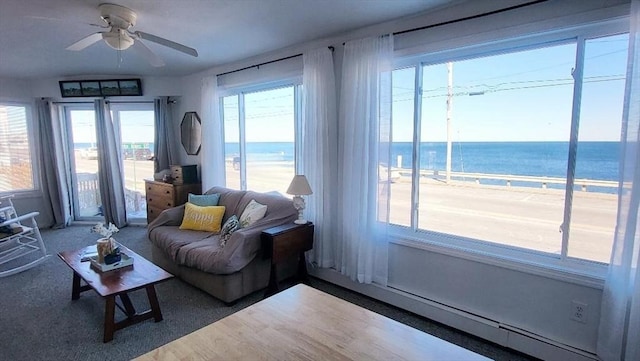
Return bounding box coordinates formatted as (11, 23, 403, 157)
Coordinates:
(446, 62, 453, 184)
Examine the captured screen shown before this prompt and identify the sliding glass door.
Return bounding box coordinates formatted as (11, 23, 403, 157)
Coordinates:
(111, 104, 155, 222)
(66, 106, 102, 219)
(64, 103, 155, 223)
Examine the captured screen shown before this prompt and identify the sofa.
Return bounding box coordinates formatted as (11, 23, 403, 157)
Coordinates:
(147, 186, 299, 304)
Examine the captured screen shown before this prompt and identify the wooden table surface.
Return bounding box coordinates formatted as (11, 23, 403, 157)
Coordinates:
(58, 244, 173, 297)
(135, 284, 491, 361)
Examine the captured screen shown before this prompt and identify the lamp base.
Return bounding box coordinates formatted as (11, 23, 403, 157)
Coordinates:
(294, 219, 308, 225)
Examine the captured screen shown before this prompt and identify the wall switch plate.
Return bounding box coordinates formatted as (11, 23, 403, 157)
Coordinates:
(571, 301, 588, 323)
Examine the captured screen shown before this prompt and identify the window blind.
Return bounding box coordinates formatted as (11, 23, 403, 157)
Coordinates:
(0, 104, 34, 192)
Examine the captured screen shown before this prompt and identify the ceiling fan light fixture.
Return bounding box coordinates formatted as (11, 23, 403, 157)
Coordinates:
(102, 30, 134, 50)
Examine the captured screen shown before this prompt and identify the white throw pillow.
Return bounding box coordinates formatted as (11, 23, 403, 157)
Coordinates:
(239, 199, 267, 228)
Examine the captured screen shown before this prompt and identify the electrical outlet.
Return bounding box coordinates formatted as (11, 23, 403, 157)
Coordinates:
(571, 301, 588, 323)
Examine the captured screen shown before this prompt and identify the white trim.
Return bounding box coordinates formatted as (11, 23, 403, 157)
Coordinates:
(389, 231, 606, 289)
(217, 75, 303, 98)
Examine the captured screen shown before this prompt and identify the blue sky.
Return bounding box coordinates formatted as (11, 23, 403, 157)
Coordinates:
(393, 33, 629, 142)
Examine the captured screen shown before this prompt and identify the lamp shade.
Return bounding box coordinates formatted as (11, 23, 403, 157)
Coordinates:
(286, 175, 313, 195)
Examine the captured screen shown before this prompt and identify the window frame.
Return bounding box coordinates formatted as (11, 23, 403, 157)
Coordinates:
(219, 77, 303, 191)
(0, 100, 40, 197)
(389, 20, 629, 283)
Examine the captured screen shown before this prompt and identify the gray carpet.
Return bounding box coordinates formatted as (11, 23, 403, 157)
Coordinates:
(0, 225, 536, 361)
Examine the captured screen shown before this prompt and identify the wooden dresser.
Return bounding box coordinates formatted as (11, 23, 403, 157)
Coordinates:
(145, 179, 201, 224)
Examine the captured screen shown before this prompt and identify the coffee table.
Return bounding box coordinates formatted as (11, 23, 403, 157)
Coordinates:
(58, 244, 173, 342)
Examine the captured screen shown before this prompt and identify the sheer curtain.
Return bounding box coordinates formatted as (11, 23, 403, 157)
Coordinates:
(35, 98, 69, 227)
(201, 75, 225, 190)
(336, 35, 393, 285)
(94, 100, 127, 228)
(153, 97, 179, 173)
(302, 47, 338, 268)
(597, 1, 640, 360)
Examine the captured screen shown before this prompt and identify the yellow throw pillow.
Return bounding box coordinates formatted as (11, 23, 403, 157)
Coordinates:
(179, 203, 226, 232)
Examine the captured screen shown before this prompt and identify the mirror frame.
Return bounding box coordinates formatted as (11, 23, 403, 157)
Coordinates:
(180, 111, 202, 155)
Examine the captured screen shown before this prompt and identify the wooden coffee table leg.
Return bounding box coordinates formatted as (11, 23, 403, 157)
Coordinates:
(119, 293, 137, 318)
(104, 295, 116, 343)
(71, 271, 81, 300)
(145, 285, 163, 322)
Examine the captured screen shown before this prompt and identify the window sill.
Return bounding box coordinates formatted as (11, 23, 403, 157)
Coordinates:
(388, 227, 607, 289)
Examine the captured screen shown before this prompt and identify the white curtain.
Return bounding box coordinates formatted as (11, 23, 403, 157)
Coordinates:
(94, 100, 127, 228)
(302, 47, 338, 268)
(201, 75, 225, 190)
(598, 1, 640, 360)
(336, 35, 393, 285)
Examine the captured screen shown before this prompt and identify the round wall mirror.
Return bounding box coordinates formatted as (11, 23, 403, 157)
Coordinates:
(181, 112, 202, 155)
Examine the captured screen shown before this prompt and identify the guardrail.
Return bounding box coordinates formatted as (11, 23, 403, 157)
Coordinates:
(397, 169, 618, 192)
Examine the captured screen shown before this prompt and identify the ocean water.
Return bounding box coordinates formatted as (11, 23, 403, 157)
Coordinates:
(392, 141, 619, 181)
(224, 141, 619, 182)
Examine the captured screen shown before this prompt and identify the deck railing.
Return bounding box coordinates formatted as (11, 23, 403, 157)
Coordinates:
(397, 169, 618, 192)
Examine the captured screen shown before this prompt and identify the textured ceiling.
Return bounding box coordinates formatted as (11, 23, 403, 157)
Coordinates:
(0, 0, 456, 79)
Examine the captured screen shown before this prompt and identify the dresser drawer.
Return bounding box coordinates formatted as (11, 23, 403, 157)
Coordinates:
(144, 179, 201, 224)
(146, 184, 175, 199)
(146, 194, 175, 208)
(146, 205, 166, 223)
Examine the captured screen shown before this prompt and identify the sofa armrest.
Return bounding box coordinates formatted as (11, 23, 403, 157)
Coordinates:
(216, 220, 294, 274)
(147, 204, 185, 235)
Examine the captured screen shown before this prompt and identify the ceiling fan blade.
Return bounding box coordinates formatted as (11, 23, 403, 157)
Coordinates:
(67, 32, 103, 51)
(132, 40, 166, 67)
(134, 31, 198, 57)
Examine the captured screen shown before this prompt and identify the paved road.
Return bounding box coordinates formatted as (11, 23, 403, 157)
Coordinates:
(389, 178, 615, 263)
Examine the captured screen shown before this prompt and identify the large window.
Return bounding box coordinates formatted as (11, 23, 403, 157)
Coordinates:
(0, 103, 36, 193)
(222, 85, 300, 194)
(391, 32, 628, 264)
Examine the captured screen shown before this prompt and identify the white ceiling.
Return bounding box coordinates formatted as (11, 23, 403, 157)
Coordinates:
(0, 0, 457, 80)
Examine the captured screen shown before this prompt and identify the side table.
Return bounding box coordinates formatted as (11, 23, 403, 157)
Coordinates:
(261, 222, 314, 297)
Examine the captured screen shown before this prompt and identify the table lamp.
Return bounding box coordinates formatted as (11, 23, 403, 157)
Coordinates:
(286, 175, 313, 224)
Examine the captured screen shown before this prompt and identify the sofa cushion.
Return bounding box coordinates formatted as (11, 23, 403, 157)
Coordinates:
(179, 203, 225, 232)
(175, 237, 225, 273)
(239, 199, 267, 228)
(148, 225, 216, 262)
(188, 193, 220, 206)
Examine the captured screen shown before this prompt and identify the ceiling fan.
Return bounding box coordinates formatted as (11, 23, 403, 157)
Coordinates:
(66, 3, 198, 67)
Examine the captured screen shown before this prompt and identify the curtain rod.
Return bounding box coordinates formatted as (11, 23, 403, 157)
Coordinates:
(393, 0, 548, 36)
(50, 100, 168, 104)
(216, 46, 335, 78)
